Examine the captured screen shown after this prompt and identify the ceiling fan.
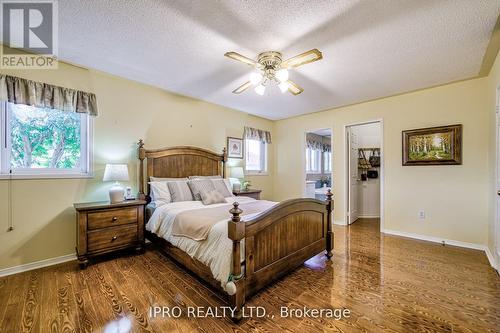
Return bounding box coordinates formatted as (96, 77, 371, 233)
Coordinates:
(224, 49, 323, 96)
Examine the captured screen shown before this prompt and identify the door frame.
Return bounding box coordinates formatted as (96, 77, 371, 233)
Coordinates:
(302, 127, 334, 197)
(344, 119, 384, 232)
(494, 86, 500, 270)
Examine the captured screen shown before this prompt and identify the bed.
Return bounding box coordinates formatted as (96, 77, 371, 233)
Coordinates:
(137, 140, 334, 320)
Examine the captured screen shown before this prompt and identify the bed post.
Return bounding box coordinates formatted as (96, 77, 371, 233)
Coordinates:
(138, 139, 146, 200)
(326, 189, 334, 259)
(228, 202, 245, 320)
(222, 147, 227, 178)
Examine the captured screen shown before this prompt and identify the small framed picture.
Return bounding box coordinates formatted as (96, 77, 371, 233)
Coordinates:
(402, 124, 462, 165)
(227, 137, 243, 159)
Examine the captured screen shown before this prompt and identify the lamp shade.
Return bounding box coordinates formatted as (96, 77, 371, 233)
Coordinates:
(103, 164, 129, 182)
(231, 166, 244, 179)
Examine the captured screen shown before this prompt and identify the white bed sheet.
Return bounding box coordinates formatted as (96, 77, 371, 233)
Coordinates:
(146, 196, 268, 291)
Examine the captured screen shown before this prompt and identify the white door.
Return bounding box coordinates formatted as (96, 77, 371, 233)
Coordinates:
(347, 128, 359, 224)
(495, 88, 500, 270)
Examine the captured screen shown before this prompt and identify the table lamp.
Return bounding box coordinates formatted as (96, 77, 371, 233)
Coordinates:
(230, 166, 244, 191)
(103, 164, 129, 203)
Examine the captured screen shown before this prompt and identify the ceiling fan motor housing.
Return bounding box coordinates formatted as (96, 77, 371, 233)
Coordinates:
(258, 51, 283, 80)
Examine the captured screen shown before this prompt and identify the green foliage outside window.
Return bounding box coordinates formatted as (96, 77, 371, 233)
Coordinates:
(9, 104, 81, 169)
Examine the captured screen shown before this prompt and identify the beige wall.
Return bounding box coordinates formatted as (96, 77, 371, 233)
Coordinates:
(1, 54, 498, 271)
(274, 78, 491, 246)
(0, 63, 275, 270)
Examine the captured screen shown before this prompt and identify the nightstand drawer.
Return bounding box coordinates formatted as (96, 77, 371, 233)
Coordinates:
(87, 224, 138, 252)
(88, 207, 137, 230)
(240, 192, 260, 200)
(233, 190, 262, 200)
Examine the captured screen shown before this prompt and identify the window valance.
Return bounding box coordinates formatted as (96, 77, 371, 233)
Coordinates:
(306, 139, 324, 151)
(244, 126, 272, 144)
(306, 133, 331, 152)
(0, 74, 98, 116)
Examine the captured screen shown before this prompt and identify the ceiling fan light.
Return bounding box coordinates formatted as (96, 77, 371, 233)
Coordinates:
(279, 81, 289, 93)
(276, 69, 289, 82)
(249, 72, 263, 85)
(254, 84, 265, 96)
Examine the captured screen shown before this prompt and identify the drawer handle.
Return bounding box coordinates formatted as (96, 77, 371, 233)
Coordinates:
(112, 217, 118, 222)
(111, 236, 118, 241)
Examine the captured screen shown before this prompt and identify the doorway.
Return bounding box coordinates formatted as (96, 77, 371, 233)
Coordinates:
(345, 121, 384, 230)
(304, 128, 332, 201)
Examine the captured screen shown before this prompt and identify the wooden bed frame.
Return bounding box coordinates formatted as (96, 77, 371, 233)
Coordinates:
(137, 140, 334, 320)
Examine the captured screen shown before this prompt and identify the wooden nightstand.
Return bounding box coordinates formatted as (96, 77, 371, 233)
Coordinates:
(74, 199, 146, 268)
(232, 189, 262, 200)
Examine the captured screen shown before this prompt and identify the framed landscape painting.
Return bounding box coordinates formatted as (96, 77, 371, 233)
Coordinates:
(402, 124, 462, 165)
(227, 137, 243, 159)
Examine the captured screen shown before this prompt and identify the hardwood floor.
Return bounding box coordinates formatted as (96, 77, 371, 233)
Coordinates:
(0, 218, 498, 332)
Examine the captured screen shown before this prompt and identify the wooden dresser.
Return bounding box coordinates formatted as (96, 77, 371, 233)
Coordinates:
(74, 200, 146, 268)
(232, 189, 262, 200)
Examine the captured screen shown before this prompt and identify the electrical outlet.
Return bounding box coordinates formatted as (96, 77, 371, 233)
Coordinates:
(419, 210, 426, 219)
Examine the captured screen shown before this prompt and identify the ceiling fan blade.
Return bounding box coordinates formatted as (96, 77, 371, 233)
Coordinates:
(281, 49, 323, 69)
(287, 80, 304, 95)
(232, 81, 252, 94)
(224, 51, 258, 67)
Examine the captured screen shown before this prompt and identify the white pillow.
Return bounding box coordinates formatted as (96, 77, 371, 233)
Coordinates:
(223, 179, 233, 195)
(168, 181, 195, 202)
(200, 189, 226, 205)
(187, 179, 216, 201)
(149, 182, 172, 207)
(211, 179, 234, 198)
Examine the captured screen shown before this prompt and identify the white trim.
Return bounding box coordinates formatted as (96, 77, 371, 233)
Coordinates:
(382, 229, 484, 250)
(344, 119, 384, 231)
(383, 229, 497, 270)
(0, 173, 94, 180)
(494, 86, 500, 271)
(0, 253, 76, 277)
(358, 215, 381, 218)
(244, 139, 268, 175)
(244, 172, 269, 177)
(0, 103, 94, 178)
(485, 248, 497, 270)
(333, 219, 347, 226)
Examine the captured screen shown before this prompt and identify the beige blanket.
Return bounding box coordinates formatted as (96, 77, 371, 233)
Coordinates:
(171, 200, 276, 241)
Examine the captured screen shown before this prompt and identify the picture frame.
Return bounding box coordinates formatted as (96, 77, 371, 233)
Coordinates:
(227, 137, 243, 159)
(402, 124, 462, 166)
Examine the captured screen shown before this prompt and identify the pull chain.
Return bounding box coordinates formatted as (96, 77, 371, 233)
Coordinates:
(7, 169, 13, 232)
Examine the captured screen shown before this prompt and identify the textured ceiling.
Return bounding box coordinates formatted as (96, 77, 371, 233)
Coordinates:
(52, 1, 500, 120)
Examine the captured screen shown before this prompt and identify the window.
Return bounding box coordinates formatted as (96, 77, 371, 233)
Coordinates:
(324, 151, 332, 173)
(245, 139, 267, 174)
(306, 148, 321, 173)
(0, 102, 92, 177)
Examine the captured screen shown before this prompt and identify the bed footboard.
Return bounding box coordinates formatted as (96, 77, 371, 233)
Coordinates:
(228, 191, 333, 319)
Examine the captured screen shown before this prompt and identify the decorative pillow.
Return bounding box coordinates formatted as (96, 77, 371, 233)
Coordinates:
(150, 176, 187, 182)
(212, 178, 233, 197)
(187, 179, 216, 201)
(200, 189, 227, 205)
(167, 181, 194, 202)
(149, 181, 172, 207)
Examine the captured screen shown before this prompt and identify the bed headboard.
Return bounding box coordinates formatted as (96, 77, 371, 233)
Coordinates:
(137, 139, 227, 200)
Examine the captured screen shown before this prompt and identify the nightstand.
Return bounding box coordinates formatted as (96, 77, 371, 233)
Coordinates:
(74, 199, 146, 268)
(232, 189, 262, 200)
